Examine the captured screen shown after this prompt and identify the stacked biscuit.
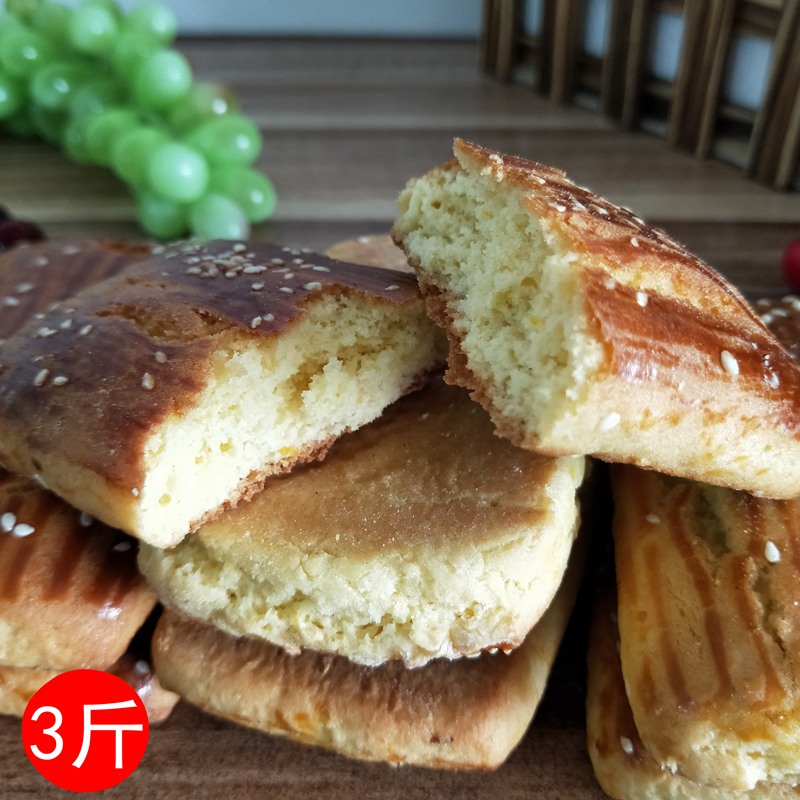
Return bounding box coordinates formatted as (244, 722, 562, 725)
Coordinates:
(0, 232, 589, 769)
(3, 139, 800, 782)
(0, 240, 178, 721)
(392, 138, 800, 793)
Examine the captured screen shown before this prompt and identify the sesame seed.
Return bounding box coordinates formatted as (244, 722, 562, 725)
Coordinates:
(3, 296, 20, 307)
(720, 350, 739, 376)
(385, 285, 400, 291)
(33, 368, 49, 387)
(62, 245, 80, 255)
(646, 514, 661, 524)
(772, 308, 789, 318)
(185, 266, 202, 275)
(596, 206, 609, 216)
(549, 202, 567, 212)
(15, 282, 34, 293)
(292, 258, 304, 265)
(131, 487, 139, 497)
(250, 316, 263, 328)
(0, 512, 16, 533)
(233, 243, 247, 253)
(155, 351, 167, 364)
(620, 736, 634, 755)
(792, 299, 800, 312)
(79, 324, 93, 336)
(79, 512, 93, 527)
(636, 291, 648, 307)
(766, 372, 780, 388)
(141, 373, 155, 390)
(263, 313, 275, 322)
(251, 282, 265, 291)
(283, 272, 295, 280)
(59, 319, 72, 330)
(765, 540, 781, 563)
(600, 412, 621, 432)
(303, 282, 323, 291)
(270, 258, 285, 266)
(243, 265, 266, 274)
(51, 376, 68, 386)
(184, 256, 201, 265)
(312, 265, 330, 273)
(113, 541, 132, 552)
(33, 256, 49, 267)
(279, 286, 294, 294)
(12, 523, 34, 537)
(631, 236, 640, 248)
(761, 312, 774, 325)
(36, 327, 57, 338)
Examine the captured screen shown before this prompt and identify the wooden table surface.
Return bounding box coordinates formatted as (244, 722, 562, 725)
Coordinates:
(1, 37, 799, 800)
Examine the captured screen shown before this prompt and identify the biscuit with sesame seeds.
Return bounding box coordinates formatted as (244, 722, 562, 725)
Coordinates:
(586, 586, 798, 799)
(608, 465, 800, 791)
(0, 240, 446, 548)
(0, 648, 178, 722)
(0, 240, 159, 675)
(392, 139, 800, 499)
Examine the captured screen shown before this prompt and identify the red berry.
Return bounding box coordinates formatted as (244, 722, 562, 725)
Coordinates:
(783, 238, 800, 292)
(0, 219, 45, 249)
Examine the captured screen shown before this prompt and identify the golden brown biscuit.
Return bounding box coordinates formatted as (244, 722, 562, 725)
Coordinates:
(139, 379, 584, 667)
(0, 239, 153, 341)
(152, 544, 584, 770)
(0, 241, 158, 672)
(611, 465, 800, 790)
(586, 586, 799, 799)
(0, 472, 156, 671)
(393, 139, 800, 499)
(0, 240, 446, 548)
(0, 651, 178, 722)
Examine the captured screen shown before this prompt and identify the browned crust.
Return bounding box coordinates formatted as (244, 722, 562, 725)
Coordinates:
(0, 240, 425, 495)
(586, 586, 800, 799)
(0, 240, 154, 341)
(611, 464, 800, 789)
(0, 472, 156, 671)
(451, 139, 765, 329)
(0, 651, 179, 722)
(392, 140, 800, 497)
(151, 541, 584, 769)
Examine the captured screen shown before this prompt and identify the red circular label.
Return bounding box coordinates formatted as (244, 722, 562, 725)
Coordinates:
(21, 669, 149, 792)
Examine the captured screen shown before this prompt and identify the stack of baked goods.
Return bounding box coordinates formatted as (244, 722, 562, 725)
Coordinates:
(392, 139, 800, 794)
(0, 240, 178, 721)
(0, 232, 591, 768)
(3, 138, 800, 786)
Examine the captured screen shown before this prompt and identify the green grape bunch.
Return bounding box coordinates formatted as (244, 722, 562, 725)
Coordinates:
(0, 0, 277, 240)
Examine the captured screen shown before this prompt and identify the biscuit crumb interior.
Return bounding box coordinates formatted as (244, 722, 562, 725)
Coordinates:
(395, 166, 603, 441)
(137, 293, 443, 547)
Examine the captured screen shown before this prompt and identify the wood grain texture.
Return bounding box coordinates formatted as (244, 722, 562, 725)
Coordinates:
(0, 36, 797, 798)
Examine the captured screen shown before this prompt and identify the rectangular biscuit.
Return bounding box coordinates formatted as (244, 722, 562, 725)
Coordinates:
(0, 240, 446, 548)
